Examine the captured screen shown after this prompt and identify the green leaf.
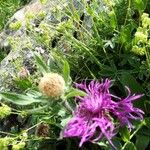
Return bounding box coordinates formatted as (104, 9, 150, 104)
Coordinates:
(14, 78, 32, 90)
(109, 10, 117, 29)
(63, 60, 70, 84)
(0, 92, 43, 105)
(120, 72, 145, 109)
(120, 72, 144, 92)
(34, 52, 49, 74)
(61, 116, 72, 127)
(122, 142, 136, 150)
(99, 65, 116, 77)
(26, 90, 42, 98)
(144, 117, 150, 129)
(110, 137, 122, 150)
(119, 24, 132, 45)
(138, 127, 150, 137)
(119, 126, 130, 142)
(134, 0, 146, 11)
(136, 135, 150, 150)
(65, 88, 86, 99)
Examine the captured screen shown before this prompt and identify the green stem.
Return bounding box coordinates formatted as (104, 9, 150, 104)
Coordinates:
(119, 0, 131, 56)
(24, 104, 50, 114)
(61, 97, 73, 114)
(66, 32, 103, 69)
(25, 121, 43, 132)
(130, 121, 144, 139)
(0, 131, 15, 136)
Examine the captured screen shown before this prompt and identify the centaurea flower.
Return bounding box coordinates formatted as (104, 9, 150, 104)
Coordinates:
(63, 79, 144, 147)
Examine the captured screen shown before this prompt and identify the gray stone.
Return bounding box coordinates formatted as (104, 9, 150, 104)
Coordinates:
(0, 0, 107, 91)
(0, 0, 68, 91)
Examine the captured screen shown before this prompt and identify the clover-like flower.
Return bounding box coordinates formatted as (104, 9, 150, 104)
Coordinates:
(63, 79, 144, 147)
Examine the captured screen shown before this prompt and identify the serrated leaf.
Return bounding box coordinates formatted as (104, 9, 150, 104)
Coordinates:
(122, 142, 136, 150)
(63, 60, 70, 84)
(34, 52, 49, 74)
(65, 89, 86, 99)
(0, 92, 43, 105)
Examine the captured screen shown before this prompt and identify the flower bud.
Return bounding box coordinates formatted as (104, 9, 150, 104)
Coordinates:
(17, 67, 30, 79)
(39, 73, 65, 97)
(35, 123, 49, 137)
(0, 104, 11, 119)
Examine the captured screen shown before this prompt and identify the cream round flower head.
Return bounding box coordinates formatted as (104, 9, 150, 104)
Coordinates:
(39, 73, 65, 97)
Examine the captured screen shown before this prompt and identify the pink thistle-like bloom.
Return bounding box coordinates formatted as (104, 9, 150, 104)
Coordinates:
(63, 79, 144, 147)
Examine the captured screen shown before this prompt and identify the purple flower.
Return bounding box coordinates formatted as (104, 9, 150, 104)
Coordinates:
(113, 86, 144, 130)
(63, 79, 144, 147)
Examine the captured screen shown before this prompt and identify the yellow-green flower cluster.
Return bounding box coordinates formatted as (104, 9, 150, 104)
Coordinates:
(40, 0, 47, 4)
(0, 137, 12, 150)
(38, 22, 54, 47)
(9, 21, 22, 31)
(132, 45, 146, 56)
(132, 13, 150, 55)
(0, 104, 11, 119)
(25, 12, 35, 31)
(7, 36, 20, 51)
(0, 136, 26, 150)
(25, 12, 35, 20)
(141, 13, 150, 28)
(134, 28, 148, 44)
(38, 11, 46, 19)
(12, 142, 26, 150)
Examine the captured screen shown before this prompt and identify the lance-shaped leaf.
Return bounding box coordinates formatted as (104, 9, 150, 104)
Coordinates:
(65, 88, 86, 99)
(34, 52, 49, 74)
(0, 92, 44, 105)
(63, 60, 70, 84)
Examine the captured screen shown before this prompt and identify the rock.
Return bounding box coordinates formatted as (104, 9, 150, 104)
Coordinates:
(0, 0, 68, 91)
(0, 0, 107, 91)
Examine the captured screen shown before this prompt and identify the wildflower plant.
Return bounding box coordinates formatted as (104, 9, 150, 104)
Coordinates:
(63, 79, 144, 148)
(0, 0, 150, 150)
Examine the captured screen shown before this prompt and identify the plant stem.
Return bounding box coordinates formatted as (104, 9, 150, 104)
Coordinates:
(130, 121, 144, 139)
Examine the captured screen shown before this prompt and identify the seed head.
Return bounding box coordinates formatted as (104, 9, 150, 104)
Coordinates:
(35, 123, 49, 137)
(39, 73, 65, 97)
